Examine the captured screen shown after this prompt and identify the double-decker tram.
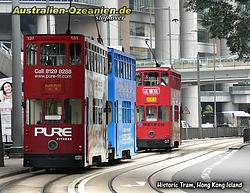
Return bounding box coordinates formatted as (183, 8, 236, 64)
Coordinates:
(107, 48, 136, 161)
(136, 67, 181, 151)
(23, 34, 110, 168)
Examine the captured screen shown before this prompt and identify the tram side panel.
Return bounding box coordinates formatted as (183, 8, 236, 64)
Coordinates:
(169, 72, 181, 148)
(107, 48, 137, 161)
(84, 70, 108, 166)
(115, 79, 136, 159)
(136, 67, 181, 150)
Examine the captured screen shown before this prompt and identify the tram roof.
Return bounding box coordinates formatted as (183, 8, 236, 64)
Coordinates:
(108, 47, 136, 60)
(136, 67, 181, 75)
(24, 34, 107, 50)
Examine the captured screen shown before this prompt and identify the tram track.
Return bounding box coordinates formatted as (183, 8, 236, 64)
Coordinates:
(42, 174, 70, 193)
(0, 170, 45, 193)
(107, 139, 242, 193)
(69, 138, 227, 193)
(0, 138, 242, 193)
(147, 140, 241, 193)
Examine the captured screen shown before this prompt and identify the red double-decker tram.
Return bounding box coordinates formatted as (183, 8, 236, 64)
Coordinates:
(136, 67, 181, 150)
(23, 34, 109, 168)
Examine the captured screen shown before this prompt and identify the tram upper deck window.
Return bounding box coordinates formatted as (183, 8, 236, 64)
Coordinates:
(161, 73, 168, 86)
(108, 54, 112, 74)
(40, 43, 66, 66)
(44, 99, 62, 124)
(144, 72, 159, 86)
(70, 43, 81, 66)
(26, 44, 38, 66)
(136, 72, 142, 86)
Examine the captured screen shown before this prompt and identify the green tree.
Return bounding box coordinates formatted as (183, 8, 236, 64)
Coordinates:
(185, 0, 250, 59)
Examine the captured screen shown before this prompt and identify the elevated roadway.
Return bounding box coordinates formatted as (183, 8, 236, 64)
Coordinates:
(138, 57, 250, 86)
(177, 60, 250, 86)
(0, 0, 249, 82)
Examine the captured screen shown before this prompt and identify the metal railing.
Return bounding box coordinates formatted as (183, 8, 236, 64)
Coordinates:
(181, 127, 238, 140)
(136, 56, 250, 70)
(174, 56, 250, 70)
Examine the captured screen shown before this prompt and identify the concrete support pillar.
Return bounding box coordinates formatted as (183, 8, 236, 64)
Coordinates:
(182, 86, 199, 127)
(219, 39, 230, 56)
(49, 15, 56, 34)
(179, 0, 198, 58)
(222, 83, 238, 111)
(155, 0, 170, 64)
(37, 15, 55, 34)
(37, 15, 47, 34)
(119, 0, 130, 52)
(101, 0, 119, 46)
(100, 21, 108, 45)
(10, 0, 23, 158)
(155, 0, 180, 65)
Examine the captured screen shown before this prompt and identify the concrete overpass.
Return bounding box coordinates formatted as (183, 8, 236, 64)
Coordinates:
(1, 43, 250, 85)
(138, 56, 250, 86)
(176, 58, 250, 86)
(0, 0, 249, 84)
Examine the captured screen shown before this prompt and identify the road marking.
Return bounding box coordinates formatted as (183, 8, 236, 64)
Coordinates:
(121, 181, 146, 187)
(201, 150, 237, 182)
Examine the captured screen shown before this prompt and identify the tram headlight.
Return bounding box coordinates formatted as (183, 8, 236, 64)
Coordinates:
(48, 140, 58, 151)
(149, 131, 155, 138)
(164, 139, 170, 144)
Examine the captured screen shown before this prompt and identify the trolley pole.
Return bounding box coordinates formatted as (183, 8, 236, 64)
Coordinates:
(9, 0, 23, 158)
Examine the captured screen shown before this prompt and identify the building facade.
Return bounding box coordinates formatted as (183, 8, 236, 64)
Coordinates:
(128, 0, 250, 127)
(0, 0, 250, 127)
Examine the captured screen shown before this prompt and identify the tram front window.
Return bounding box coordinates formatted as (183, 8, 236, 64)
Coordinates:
(158, 106, 168, 121)
(26, 99, 42, 125)
(26, 44, 38, 66)
(146, 106, 157, 121)
(144, 72, 159, 86)
(136, 106, 144, 121)
(161, 73, 168, 86)
(136, 72, 142, 86)
(40, 43, 66, 66)
(44, 99, 62, 124)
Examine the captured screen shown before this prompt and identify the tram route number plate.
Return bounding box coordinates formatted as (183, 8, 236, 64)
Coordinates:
(146, 96, 157, 102)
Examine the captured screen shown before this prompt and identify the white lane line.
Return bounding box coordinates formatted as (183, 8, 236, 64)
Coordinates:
(68, 164, 133, 193)
(201, 150, 237, 182)
(68, 155, 166, 193)
(120, 181, 146, 187)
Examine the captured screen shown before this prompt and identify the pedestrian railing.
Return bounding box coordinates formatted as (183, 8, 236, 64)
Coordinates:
(181, 127, 238, 140)
(136, 56, 250, 71)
